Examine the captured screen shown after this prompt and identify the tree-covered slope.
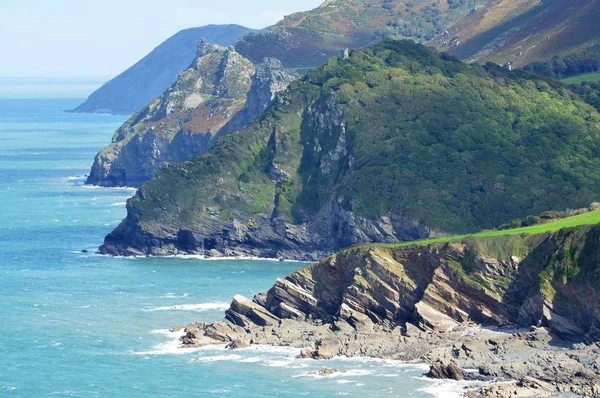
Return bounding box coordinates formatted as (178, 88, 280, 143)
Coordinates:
(101, 40, 600, 260)
(235, 0, 494, 68)
(70, 25, 256, 115)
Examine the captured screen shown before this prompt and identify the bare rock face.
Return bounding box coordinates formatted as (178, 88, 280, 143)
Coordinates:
(427, 360, 464, 380)
(87, 44, 297, 188)
(222, 58, 299, 134)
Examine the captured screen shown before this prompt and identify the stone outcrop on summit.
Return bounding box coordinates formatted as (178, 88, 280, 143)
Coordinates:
(86, 41, 298, 187)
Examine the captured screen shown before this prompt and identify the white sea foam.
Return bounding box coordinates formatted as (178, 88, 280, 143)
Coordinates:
(167, 254, 306, 263)
(193, 354, 243, 362)
(81, 184, 137, 192)
(264, 359, 294, 367)
(133, 330, 203, 356)
(143, 303, 229, 312)
(333, 355, 430, 370)
(417, 376, 485, 398)
(161, 293, 189, 299)
(111, 202, 127, 206)
(238, 357, 262, 363)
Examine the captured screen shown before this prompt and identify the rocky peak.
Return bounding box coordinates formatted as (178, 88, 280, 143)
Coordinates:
(195, 39, 227, 63)
(222, 57, 299, 133)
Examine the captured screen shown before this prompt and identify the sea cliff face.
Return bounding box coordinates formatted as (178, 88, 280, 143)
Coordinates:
(177, 225, 600, 396)
(86, 42, 298, 187)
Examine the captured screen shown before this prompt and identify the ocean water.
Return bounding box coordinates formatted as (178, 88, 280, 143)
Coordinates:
(0, 99, 467, 397)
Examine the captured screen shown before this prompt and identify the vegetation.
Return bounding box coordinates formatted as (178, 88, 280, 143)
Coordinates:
(561, 72, 600, 84)
(235, 0, 494, 67)
(524, 47, 600, 79)
(131, 40, 600, 242)
(370, 209, 600, 249)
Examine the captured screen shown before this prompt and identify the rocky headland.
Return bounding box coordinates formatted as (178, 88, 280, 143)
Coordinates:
(86, 40, 298, 187)
(171, 225, 600, 396)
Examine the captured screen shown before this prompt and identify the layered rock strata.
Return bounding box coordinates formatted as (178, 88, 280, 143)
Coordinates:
(175, 225, 600, 396)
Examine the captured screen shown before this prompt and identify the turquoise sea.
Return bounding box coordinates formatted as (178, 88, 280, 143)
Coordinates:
(0, 99, 466, 397)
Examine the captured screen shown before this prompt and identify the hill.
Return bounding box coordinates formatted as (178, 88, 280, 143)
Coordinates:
(70, 24, 256, 115)
(235, 0, 495, 68)
(99, 40, 600, 260)
(428, 0, 600, 67)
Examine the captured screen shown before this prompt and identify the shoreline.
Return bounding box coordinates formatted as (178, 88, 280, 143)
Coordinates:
(145, 327, 487, 398)
(173, 317, 599, 397)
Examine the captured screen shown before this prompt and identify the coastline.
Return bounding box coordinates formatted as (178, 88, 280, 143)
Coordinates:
(172, 314, 598, 397)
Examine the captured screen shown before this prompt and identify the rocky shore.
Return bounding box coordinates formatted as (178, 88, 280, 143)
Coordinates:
(170, 227, 600, 396)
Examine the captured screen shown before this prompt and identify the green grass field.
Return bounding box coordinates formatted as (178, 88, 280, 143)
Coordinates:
(372, 209, 600, 249)
(561, 72, 600, 84)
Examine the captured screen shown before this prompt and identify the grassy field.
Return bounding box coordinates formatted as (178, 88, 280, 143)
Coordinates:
(561, 72, 600, 84)
(372, 209, 600, 249)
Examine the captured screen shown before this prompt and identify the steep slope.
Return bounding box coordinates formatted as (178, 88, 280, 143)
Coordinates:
(70, 25, 256, 115)
(100, 40, 600, 259)
(429, 0, 600, 67)
(86, 42, 298, 187)
(235, 0, 495, 68)
(229, 220, 600, 342)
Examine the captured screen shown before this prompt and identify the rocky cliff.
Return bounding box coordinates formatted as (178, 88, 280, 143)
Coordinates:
(86, 42, 298, 187)
(225, 225, 600, 342)
(179, 224, 600, 395)
(100, 41, 600, 259)
(71, 25, 256, 115)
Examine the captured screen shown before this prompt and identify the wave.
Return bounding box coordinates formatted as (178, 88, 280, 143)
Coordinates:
(142, 303, 230, 312)
(166, 254, 307, 263)
(81, 184, 137, 192)
(161, 293, 189, 299)
(111, 202, 127, 206)
(133, 330, 204, 356)
(333, 355, 430, 371)
(193, 354, 243, 362)
(416, 376, 487, 398)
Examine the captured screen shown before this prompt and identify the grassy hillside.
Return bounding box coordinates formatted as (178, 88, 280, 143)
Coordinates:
(372, 209, 600, 249)
(429, 0, 600, 67)
(111, 40, 600, 258)
(562, 73, 600, 84)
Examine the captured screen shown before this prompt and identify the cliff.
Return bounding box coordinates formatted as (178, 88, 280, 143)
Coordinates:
(86, 42, 298, 187)
(100, 40, 600, 259)
(236, 225, 600, 342)
(179, 222, 600, 395)
(70, 25, 256, 115)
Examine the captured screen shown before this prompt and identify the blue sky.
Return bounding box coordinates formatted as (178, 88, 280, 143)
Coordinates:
(0, 0, 323, 78)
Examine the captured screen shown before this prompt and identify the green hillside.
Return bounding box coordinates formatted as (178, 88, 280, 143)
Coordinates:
(373, 209, 600, 249)
(104, 40, 600, 258)
(562, 73, 600, 84)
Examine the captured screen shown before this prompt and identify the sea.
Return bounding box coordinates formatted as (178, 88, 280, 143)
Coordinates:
(0, 98, 473, 397)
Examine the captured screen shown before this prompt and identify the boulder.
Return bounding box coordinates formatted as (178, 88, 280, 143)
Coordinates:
(427, 360, 464, 380)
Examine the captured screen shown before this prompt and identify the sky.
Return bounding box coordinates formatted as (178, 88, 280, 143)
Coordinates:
(0, 0, 324, 78)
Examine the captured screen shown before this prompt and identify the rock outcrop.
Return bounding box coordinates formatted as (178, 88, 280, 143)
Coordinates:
(86, 42, 298, 187)
(175, 224, 600, 395)
(70, 25, 256, 115)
